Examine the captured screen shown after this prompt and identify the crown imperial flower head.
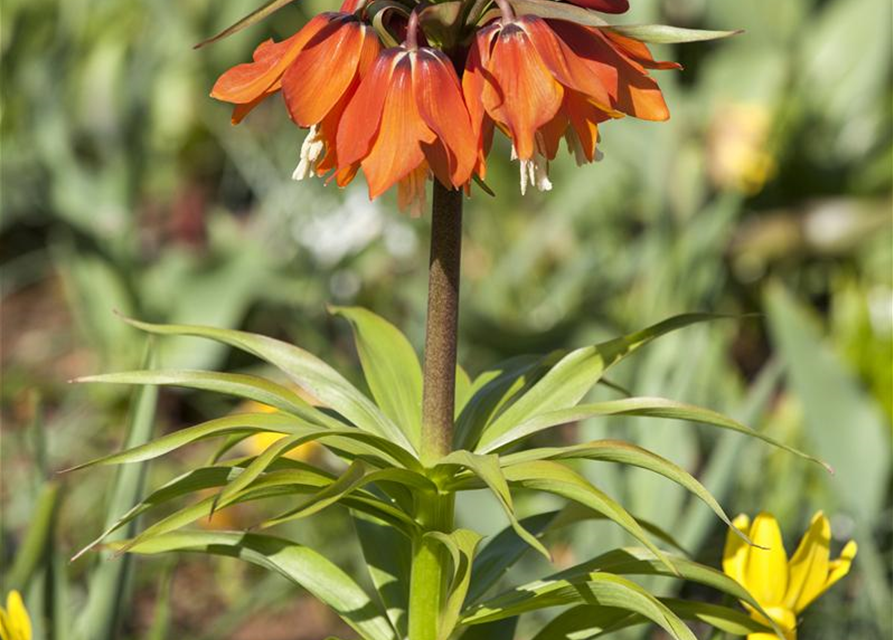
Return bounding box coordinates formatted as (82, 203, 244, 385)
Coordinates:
(723, 511, 858, 640)
(207, 0, 712, 209)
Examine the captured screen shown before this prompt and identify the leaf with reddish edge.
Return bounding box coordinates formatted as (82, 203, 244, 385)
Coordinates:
(566, 0, 628, 13)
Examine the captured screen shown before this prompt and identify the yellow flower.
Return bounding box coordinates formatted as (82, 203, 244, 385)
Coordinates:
(708, 103, 777, 195)
(237, 400, 321, 463)
(723, 511, 857, 640)
(0, 591, 32, 640)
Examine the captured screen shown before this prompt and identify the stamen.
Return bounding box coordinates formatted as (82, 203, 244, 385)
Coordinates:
(517, 148, 551, 195)
(565, 129, 589, 167)
(292, 125, 325, 181)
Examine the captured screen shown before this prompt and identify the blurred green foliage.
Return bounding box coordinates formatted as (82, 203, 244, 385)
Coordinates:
(1, 0, 890, 637)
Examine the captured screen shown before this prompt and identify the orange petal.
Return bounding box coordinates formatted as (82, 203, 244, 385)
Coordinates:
(230, 89, 275, 124)
(397, 161, 429, 217)
(485, 23, 564, 159)
(548, 21, 669, 121)
(463, 26, 500, 177)
(537, 110, 568, 160)
(463, 25, 499, 143)
(282, 17, 370, 127)
(603, 30, 682, 70)
(336, 49, 400, 170)
(412, 49, 476, 187)
(360, 54, 436, 198)
(522, 17, 615, 113)
(564, 90, 609, 162)
(210, 16, 329, 104)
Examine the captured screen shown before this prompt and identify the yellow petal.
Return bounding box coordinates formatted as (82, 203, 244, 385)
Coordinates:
(723, 513, 752, 587)
(243, 432, 319, 462)
(785, 511, 831, 612)
(812, 539, 858, 606)
(5, 592, 31, 640)
(1, 609, 12, 640)
(745, 513, 789, 605)
(750, 605, 797, 640)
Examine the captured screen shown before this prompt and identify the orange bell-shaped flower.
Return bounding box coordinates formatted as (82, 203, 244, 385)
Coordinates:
(336, 39, 477, 215)
(210, 6, 380, 186)
(463, 10, 678, 193)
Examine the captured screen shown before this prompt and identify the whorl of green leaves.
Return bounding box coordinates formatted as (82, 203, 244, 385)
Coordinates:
(69, 308, 825, 640)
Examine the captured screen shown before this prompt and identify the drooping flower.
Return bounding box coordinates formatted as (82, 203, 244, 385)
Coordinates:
(463, 8, 678, 193)
(723, 511, 858, 640)
(211, 5, 381, 186)
(335, 40, 478, 215)
(0, 591, 31, 640)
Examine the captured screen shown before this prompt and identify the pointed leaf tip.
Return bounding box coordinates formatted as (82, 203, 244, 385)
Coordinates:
(606, 24, 743, 44)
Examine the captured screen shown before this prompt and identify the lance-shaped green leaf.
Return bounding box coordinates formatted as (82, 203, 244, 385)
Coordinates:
(455, 365, 473, 417)
(461, 572, 696, 640)
(354, 513, 412, 639)
(63, 413, 304, 471)
(499, 439, 743, 542)
(458, 619, 518, 640)
(74, 370, 338, 429)
(111, 531, 398, 640)
(6, 482, 60, 591)
(545, 547, 784, 638)
(73, 466, 245, 561)
(195, 0, 297, 48)
(262, 464, 436, 528)
(66, 411, 419, 473)
(478, 397, 830, 471)
(501, 461, 676, 573)
(531, 599, 770, 639)
(477, 314, 724, 451)
(547, 503, 689, 556)
(261, 459, 371, 527)
(75, 461, 416, 562)
(468, 511, 558, 604)
(436, 451, 550, 559)
(121, 318, 414, 452)
(467, 506, 691, 605)
(331, 306, 423, 452)
(424, 529, 483, 639)
(605, 25, 742, 44)
(211, 433, 324, 514)
(529, 605, 634, 640)
(113, 467, 417, 556)
(454, 355, 546, 449)
(77, 344, 159, 640)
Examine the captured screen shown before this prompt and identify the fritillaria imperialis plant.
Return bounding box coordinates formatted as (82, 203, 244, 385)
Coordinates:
(67, 1, 846, 639)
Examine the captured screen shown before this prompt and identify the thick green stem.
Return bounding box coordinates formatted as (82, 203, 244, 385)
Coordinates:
(408, 492, 455, 640)
(409, 183, 463, 640)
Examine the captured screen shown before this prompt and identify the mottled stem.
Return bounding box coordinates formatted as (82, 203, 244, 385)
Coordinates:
(420, 182, 463, 465)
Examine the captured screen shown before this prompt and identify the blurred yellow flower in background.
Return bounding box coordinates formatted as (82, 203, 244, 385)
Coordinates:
(723, 511, 857, 639)
(236, 399, 322, 463)
(708, 103, 777, 195)
(0, 591, 32, 640)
